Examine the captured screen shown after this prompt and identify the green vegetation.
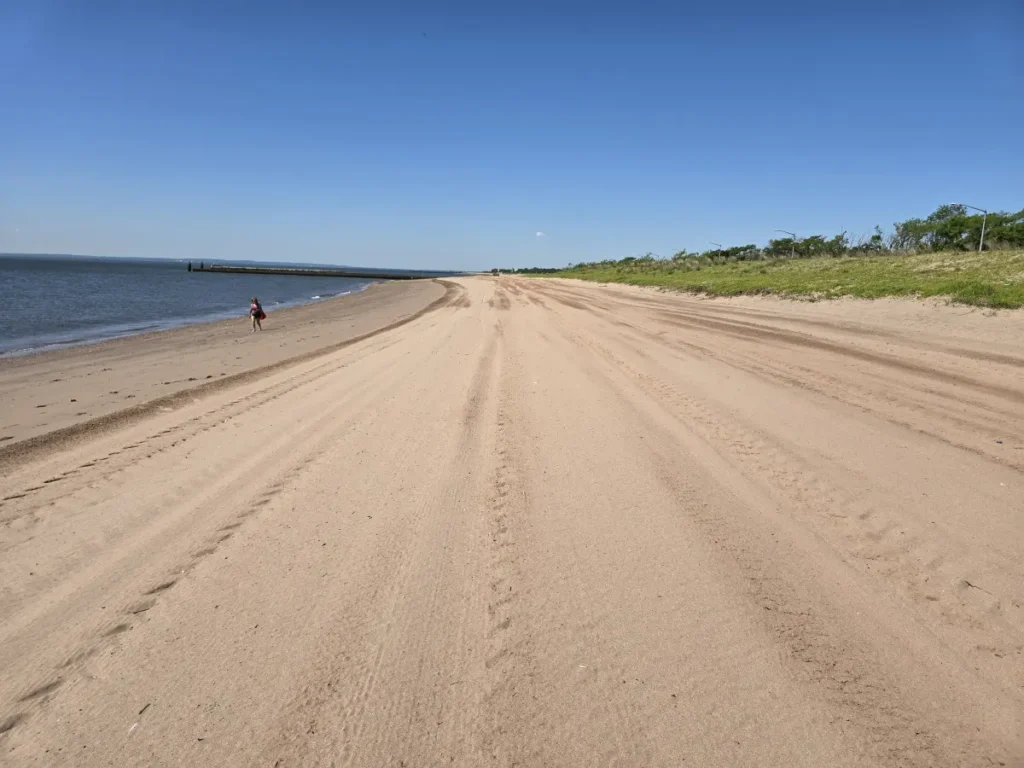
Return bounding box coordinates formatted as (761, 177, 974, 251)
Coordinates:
(555, 250, 1024, 308)
(507, 204, 1024, 308)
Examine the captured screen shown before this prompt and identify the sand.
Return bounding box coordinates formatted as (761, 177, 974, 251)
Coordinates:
(0, 280, 447, 467)
(1, 277, 1022, 766)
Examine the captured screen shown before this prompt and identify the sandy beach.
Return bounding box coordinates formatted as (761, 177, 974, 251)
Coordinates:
(0, 280, 448, 467)
(1, 276, 1022, 766)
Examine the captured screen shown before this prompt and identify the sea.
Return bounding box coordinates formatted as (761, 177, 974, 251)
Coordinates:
(0, 254, 430, 357)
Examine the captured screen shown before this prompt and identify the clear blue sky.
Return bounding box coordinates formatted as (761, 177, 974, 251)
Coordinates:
(2, 1, 1021, 270)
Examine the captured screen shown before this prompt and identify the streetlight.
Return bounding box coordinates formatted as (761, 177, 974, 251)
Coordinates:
(710, 241, 722, 250)
(775, 229, 797, 258)
(953, 203, 988, 252)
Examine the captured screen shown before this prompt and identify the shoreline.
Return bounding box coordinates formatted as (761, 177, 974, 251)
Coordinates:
(0, 279, 450, 468)
(0, 283, 375, 359)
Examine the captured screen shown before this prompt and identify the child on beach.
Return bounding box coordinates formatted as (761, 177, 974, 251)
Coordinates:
(250, 297, 265, 332)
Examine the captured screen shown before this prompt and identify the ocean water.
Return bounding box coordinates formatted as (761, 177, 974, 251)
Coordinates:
(0, 255, 380, 356)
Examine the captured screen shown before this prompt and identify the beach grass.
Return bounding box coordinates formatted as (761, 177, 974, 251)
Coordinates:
(552, 250, 1024, 309)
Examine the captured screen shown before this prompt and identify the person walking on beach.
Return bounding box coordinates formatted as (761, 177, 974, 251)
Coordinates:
(250, 296, 265, 332)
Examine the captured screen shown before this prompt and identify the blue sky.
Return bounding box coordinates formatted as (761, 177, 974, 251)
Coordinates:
(2, 1, 1021, 270)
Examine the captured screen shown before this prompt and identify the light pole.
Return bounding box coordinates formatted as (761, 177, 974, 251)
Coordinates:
(775, 229, 797, 258)
(710, 241, 722, 250)
(954, 203, 988, 252)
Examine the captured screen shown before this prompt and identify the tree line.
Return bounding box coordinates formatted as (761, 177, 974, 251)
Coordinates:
(500, 204, 1023, 273)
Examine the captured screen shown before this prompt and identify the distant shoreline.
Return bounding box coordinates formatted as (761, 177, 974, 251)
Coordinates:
(0, 252, 467, 277)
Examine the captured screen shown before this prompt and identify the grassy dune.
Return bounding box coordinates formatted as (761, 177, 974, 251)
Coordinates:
(555, 250, 1024, 308)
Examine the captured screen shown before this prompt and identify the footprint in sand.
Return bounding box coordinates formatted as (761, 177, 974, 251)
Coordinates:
(145, 580, 177, 596)
(0, 713, 27, 735)
(128, 599, 156, 615)
(18, 679, 63, 702)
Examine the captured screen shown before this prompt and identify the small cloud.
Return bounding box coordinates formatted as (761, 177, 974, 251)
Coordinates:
(536, 231, 546, 238)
